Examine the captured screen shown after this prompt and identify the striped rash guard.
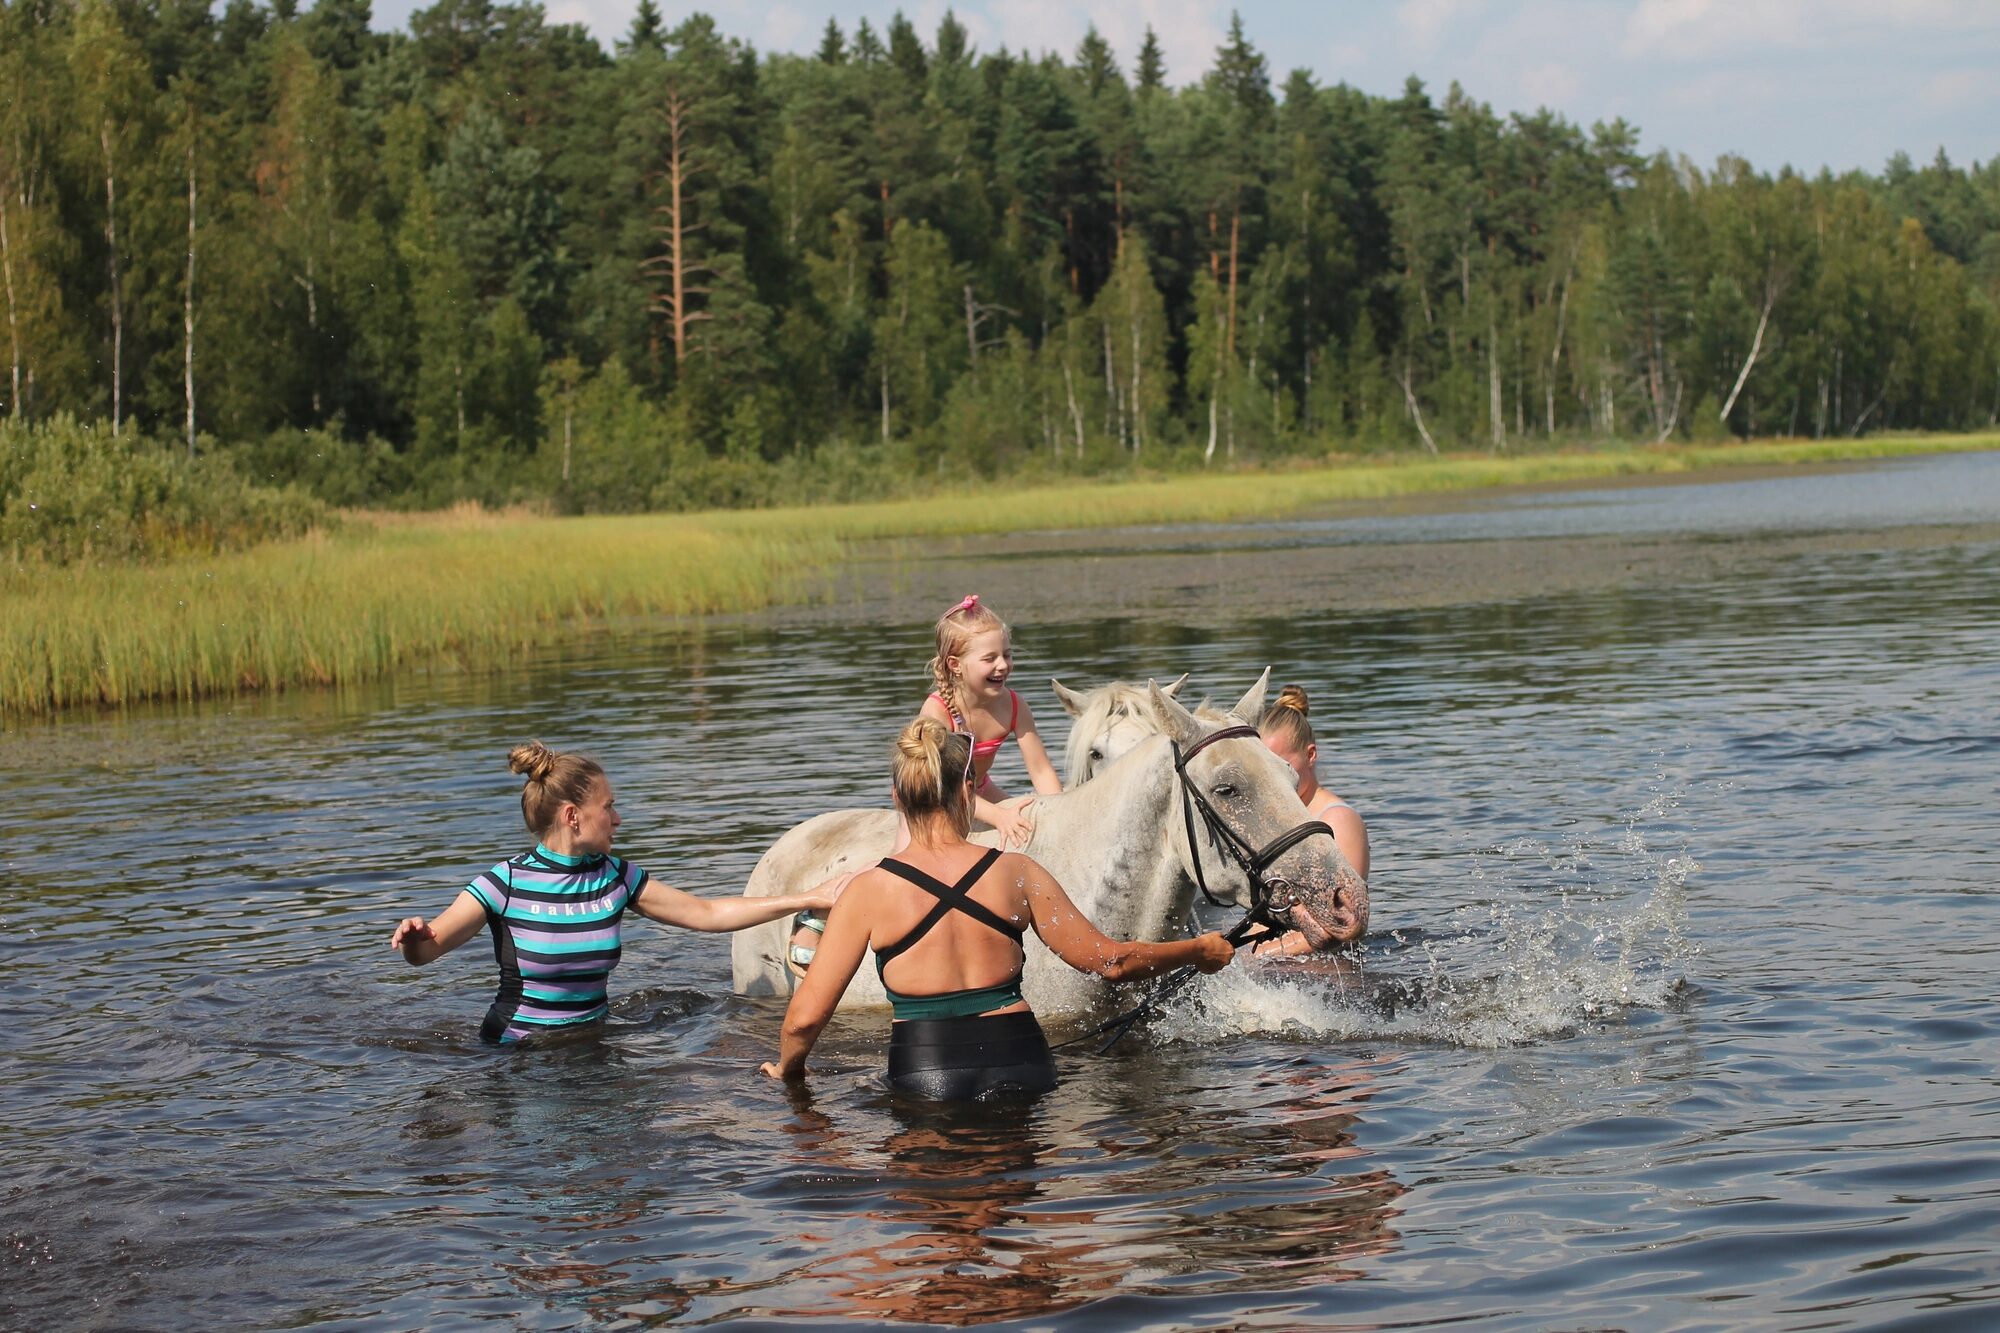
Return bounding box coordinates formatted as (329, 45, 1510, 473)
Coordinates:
(466, 845, 649, 1044)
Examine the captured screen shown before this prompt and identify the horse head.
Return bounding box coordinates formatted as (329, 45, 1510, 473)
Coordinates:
(1145, 672, 1368, 948)
(1052, 672, 1187, 787)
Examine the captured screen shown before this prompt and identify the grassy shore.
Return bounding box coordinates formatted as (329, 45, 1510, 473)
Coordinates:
(6, 433, 1994, 718)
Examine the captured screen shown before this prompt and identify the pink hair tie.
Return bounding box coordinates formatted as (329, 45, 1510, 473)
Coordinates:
(951, 594, 980, 615)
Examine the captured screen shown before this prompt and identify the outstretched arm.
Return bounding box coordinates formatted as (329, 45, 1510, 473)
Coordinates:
(1012, 699, 1064, 797)
(1017, 855, 1234, 982)
(762, 876, 875, 1081)
(390, 890, 487, 966)
(633, 876, 842, 933)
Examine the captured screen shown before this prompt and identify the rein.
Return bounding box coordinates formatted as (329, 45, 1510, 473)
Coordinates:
(1054, 724, 1340, 1055)
(1048, 908, 1275, 1055)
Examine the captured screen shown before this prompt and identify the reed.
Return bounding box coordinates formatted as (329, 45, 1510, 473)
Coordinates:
(6, 433, 1993, 717)
(1, 513, 838, 715)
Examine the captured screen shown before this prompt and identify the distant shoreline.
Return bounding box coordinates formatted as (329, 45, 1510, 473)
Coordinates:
(6, 435, 1995, 719)
(747, 444, 2000, 632)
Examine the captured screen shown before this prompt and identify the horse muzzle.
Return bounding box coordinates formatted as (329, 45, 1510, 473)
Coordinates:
(1262, 867, 1368, 949)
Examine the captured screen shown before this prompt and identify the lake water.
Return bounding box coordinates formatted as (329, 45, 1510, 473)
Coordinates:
(6, 451, 2000, 1330)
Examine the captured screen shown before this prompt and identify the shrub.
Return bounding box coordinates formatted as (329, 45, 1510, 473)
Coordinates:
(0, 415, 326, 565)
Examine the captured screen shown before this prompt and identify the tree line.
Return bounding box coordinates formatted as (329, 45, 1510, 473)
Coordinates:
(4, 0, 1998, 512)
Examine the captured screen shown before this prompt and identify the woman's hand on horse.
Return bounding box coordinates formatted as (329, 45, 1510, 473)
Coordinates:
(811, 870, 860, 914)
(1193, 932, 1235, 973)
(990, 800, 1036, 848)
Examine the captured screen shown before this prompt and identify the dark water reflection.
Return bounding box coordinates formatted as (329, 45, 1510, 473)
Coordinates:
(5, 451, 2000, 1328)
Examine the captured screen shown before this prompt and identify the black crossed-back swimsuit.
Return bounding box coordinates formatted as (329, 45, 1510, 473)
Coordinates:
(872, 847, 1058, 1100)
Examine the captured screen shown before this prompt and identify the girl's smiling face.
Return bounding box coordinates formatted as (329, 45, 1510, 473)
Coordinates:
(950, 628, 1013, 698)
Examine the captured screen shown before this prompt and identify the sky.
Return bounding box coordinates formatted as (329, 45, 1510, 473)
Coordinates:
(366, 0, 2000, 176)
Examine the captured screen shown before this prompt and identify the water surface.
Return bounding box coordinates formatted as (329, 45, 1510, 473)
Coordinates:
(5, 451, 1998, 1329)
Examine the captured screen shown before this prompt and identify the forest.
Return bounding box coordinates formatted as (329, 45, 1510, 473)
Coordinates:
(4, 0, 1999, 520)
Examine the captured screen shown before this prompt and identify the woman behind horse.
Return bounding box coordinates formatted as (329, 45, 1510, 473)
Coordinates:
(761, 718, 1236, 1100)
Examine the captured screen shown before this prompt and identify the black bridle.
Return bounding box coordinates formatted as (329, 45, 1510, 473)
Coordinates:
(1173, 724, 1337, 925)
(1057, 723, 1340, 1055)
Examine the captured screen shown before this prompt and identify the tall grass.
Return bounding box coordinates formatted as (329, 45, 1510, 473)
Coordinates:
(2, 509, 837, 715)
(6, 433, 1993, 717)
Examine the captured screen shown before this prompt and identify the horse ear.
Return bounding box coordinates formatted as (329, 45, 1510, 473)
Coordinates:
(1147, 679, 1205, 746)
(1230, 666, 1273, 724)
(1050, 678, 1088, 718)
(1159, 672, 1189, 700)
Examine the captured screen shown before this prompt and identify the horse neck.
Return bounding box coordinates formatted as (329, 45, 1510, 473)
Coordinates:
(1022, 737, 1188, 941)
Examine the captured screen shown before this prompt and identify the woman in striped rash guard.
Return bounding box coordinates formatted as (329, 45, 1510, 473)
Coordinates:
(390, 741, 838, 1045)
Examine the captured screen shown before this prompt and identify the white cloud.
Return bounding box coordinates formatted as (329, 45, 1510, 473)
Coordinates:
(1623, 0, 1999, 61)
(1397, 0, 1488, 53)
(538, 0, 628, 42)
(1921, 68, 1997, 111)
(955, 0, 1226, 82)
(1661, 67, 1784, 111)
(1518, 61, 1581, 108)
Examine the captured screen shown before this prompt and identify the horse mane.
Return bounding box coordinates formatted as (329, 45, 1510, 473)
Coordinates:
(1062, 679, 1163, 788)
(1189, 697, 1250, 725)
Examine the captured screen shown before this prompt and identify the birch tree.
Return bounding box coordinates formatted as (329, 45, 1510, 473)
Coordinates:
(67, 1, 156, 433)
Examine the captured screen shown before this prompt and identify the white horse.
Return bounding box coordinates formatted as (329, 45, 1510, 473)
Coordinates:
(730, 673, 1369, 1012)
(1051, 672, 1187, 787)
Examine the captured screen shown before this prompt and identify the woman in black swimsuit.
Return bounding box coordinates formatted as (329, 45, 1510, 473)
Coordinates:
(760, 717, 1235, 1100)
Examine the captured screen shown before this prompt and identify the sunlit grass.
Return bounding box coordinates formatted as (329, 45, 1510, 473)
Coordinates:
(6, 431, 1993, 717)
(1, 514, 837, 716)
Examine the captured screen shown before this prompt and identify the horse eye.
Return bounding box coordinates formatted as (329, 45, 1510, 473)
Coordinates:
(1214, 783, 1239, 799)
(1089, 747, 1104, 761)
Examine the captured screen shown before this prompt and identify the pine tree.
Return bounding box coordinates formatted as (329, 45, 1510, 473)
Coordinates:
(1075, 26, 1117, 96)
(887, 12, 927, 86)
(852, 19, 884, 64)
(935, 11, 970, 67)
(1135, 26, 1165, 94)
(815, 17, 844, 65)
(622, 0, 665, 55)
(1210, 12, 1273, 124)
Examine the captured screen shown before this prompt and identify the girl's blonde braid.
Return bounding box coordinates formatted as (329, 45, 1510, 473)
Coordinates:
(928, 646, 962, 723)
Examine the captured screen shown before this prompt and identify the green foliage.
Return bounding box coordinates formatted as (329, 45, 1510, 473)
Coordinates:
(224, 422, 410, 508)
(1, 415, 324, 564)
(0, 0, 1995, 562)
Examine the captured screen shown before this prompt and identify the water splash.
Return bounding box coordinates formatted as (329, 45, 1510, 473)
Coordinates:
(1170, 808, 1700, 1050)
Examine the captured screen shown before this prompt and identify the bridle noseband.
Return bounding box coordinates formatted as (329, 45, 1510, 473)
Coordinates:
(1172, 724, 1337, 936)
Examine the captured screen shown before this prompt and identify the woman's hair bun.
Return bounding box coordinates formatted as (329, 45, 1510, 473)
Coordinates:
(892, 716, 972, 827)
(1276, 684, 1310, 716)
(508, 740, 557, 783)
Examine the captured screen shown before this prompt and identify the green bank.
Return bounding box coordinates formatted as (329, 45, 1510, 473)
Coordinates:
(6, 434, 1994, 718)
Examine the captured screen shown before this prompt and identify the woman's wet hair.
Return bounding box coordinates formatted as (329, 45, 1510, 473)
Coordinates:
(1257, 684, 1316, 752)
(928, 595, 1009, 717)
(893, 716, 976, 833)
(508, 741, 606, 837)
